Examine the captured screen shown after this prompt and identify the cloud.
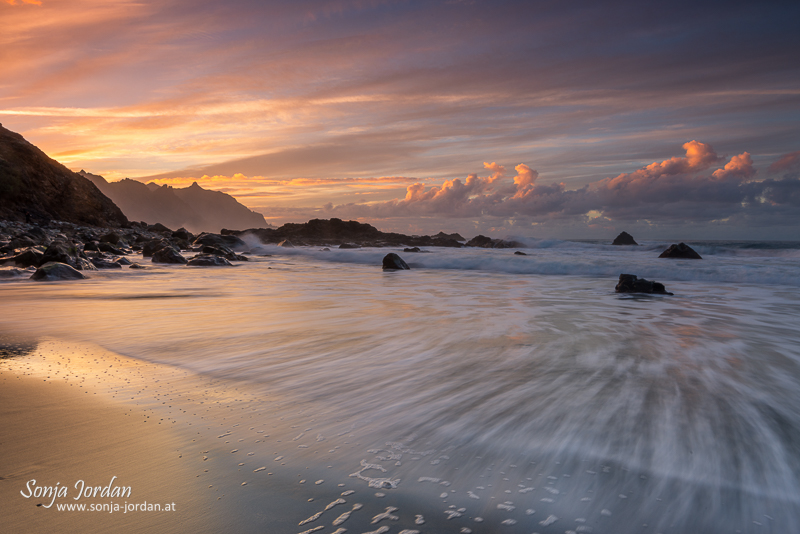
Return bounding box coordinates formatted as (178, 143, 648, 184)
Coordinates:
(319, 141, 800, 226)
(768, 150, 800, 176)
(4, 0, 42, 5)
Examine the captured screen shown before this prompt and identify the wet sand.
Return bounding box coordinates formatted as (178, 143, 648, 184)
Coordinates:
(0, 339, 453, 534)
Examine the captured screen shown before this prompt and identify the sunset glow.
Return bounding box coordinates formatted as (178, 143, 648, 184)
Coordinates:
(1, 0, 798, 238)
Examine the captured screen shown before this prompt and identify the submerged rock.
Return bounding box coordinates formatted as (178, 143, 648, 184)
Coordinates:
(0, 268, 28, 278)
(382, 253, 410, 270)
(403, 247, 421, 253)
(91, 257, 123, 269)
(31, 261, 87, 281)
(187, 254, 233, 267)
(659, 242, 702, 259)
(612, 231, 638, 246)
(277, 239, 295, 248)
(129, 263, 146, 269)
(615, 274, 673, 295)
(514, 251, 527, 256)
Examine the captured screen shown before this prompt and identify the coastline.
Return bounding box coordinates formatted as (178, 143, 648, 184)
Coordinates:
(0, 339, 301, 534)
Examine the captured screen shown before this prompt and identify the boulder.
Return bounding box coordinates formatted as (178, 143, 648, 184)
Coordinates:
(91, 257, 123, 269)
(277, 239, 295, 248)
(382, 253, 410, 270)
(612, 231, 638, 246)
(615, 274, 673, 295)
(187, 254, 233, 267)
(514, 251, 527, 256)
(129, 263, 146, 269)
(151, 247, 187, 264)
(97, 242, 126, 255)
(172, 227, 192, 241)
(142, 239, 173, 258)
(403, 247, 421, 253)
(30, 262, 87, 281)
(659, 243, 702, 259)
(113, 256, 132, 266)
(0, 247, 43, 267)
(192, 232, 246, 250)
(40, 241, 95, 270)
(83, 240, 100, 251)
(147, 223, 172, 233)
(99, 231, 120, 244)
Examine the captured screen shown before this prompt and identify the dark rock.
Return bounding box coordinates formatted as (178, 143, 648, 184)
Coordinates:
(99, 231, 120, 244)
(465, 235, 522, 248)
(339, 243, 360, 249)
(142, 239, 173, 258)
(659, 243, 702, 259)
(40, 241, 95, 270)
(277, 240, 295, 248)
(91, 257, 123, 269)
(382, 253, 410, 270)
(434, 231, 465, 242)
(0, 247, 43, 267)
(114, 256, 132, 265)
(612, 231, 638, 246)
(129, 263, 146, 269)
(97, 241, 126, 255)
(615, 274, 673, 295)
(172, 227, 192, 241)
(321, 247, 330, 251)
(9, 235, 37, 249)
(151, 247, 187, 264)
(192, 232, 246, 250)
(187, 254, 233, 267)
(30, 262, 87, 281)
(83, 240, 100, 251)
(403, 247, 421, 253)
(147, 223, 172, 233)
(514, 251, 527, 256)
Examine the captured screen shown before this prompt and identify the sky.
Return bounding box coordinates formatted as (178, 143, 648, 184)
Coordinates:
(1, 0, 799, 239)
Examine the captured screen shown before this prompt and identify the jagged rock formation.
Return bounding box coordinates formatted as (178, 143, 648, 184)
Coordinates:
(659, 243, 702, 259)
(0, 124, 128, 227)
(80, 172, 266, 233)
(612, 231, 638, 245)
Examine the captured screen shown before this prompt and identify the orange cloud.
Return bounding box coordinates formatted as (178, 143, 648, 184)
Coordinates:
(711, 152, 755, 181)
(4, 0, 42, 5)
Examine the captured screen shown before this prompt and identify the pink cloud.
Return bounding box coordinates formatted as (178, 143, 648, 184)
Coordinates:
(768, 150, 800, 175)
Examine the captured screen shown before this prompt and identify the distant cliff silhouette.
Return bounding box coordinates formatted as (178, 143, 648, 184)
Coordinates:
(80, 173, 268, 233)
(0, 124, 128, 227)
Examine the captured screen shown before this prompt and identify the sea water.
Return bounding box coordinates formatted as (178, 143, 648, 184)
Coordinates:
(2, 239, 800, 533)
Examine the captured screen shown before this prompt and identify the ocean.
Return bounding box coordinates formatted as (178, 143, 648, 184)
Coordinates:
(3, 238, 800, 533)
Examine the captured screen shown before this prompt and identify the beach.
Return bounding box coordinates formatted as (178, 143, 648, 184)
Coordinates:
(3, 239, 800, 533)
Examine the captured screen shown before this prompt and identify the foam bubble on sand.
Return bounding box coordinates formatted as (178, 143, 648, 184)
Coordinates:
(371, 506, 399, 524)
(331, 529, 347, 534)
(253, 467, 266, 472)
(363, 527, 389, 534)
(399, 531, 421, 534)
(418, 477, 440, 483)
(444, 509, 463, 519)
(297, 527, 323, 534)
(341, 490, 355, 496)
(525, 509, 535, 515)
(315, 479, 324, 485)
(501, 519, 517, 525)
(414, 514, 425, 524)
(298, 511, 323, 526)
(325, 498, 346, 511)
(497, 502, 515, 511)
(467, 491, 480, 499)
(540, 514, 558, 526)
(332, 511, 351, 525)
